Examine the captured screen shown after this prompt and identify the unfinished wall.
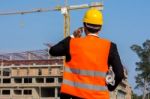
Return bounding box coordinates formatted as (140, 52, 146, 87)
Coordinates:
(42, 68, 49, 76)
(29, 68, 38, 76)
(19, 68, 27, 76)
(11, 69, 17, 76)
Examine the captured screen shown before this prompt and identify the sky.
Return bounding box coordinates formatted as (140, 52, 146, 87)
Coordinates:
(0, 0, 150, 94)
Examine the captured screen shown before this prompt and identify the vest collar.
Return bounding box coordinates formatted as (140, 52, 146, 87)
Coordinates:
(87, 33, 99, 38)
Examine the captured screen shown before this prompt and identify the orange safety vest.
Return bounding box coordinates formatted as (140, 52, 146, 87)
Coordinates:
(61, 35, 111, 99)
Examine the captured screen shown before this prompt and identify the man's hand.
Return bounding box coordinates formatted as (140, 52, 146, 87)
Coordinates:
(73, 27, 84, 38)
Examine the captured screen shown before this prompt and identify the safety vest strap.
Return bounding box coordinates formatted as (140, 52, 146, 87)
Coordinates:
(64, 66, 106, 78)
(63, 79, 108, 91)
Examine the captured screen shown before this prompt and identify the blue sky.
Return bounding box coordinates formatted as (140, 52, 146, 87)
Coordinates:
(0, 0, 150, 94)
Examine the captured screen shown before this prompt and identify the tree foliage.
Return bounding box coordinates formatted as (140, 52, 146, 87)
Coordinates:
(132, 93, 142, 99)
(131, 39, 150, 99)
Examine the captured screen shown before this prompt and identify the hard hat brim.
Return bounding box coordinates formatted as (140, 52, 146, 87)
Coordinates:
(83, 18, 103, 25)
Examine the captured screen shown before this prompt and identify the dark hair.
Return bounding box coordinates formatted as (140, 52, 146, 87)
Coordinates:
(83, 22, 102, 33)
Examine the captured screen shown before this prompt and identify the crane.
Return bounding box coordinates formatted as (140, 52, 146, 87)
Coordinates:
(0, 1, 103, 37)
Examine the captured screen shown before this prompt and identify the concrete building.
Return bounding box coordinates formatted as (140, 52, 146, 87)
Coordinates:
(110, 78, 132, 99)
(0, 49, 132, 99)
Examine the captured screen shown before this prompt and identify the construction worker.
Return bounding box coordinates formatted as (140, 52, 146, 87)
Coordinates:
(49, 8, 124, 99)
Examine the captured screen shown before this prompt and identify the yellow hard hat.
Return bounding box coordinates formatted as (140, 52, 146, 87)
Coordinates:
(83, 8, 103, 25)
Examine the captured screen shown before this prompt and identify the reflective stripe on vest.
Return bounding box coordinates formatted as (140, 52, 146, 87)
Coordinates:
(64, 66, 106, 78)
(63, 79, 108, 91)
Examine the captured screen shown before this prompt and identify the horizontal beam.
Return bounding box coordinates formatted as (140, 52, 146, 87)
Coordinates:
(0, 3, 103, 16)
(69, 3, 103, 10)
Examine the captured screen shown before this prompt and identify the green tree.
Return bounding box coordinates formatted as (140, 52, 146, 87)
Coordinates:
(131, 39, 150, 99)
(132, 93, 142, 99)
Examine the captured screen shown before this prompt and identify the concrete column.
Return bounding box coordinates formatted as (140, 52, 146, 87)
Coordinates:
(10, 89, 13, 99)
(11, 78, 14, 84)
(39, 87, 41, 99)
(22, 89, 24, 96)
(22, 78, 24, 84)
(55, 88, 58, 99)
(44, 78, 46, 83)
(33, 78, 36, 83)
(1, 64, 3, 76)
(55, 78, 58, 84)
(10, 67, 12, 77)
(1, 65, 3, 84)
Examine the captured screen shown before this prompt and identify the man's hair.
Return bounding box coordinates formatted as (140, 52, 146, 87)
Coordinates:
(83, 22, 102, 33)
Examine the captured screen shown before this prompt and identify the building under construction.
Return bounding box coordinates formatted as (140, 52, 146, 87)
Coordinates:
(0, 49, 132, 99)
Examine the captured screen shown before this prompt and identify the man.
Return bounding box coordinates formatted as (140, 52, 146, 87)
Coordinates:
(49, 8, 124, 99)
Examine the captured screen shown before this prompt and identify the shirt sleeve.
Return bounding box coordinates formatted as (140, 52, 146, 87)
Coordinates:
(107, 42, 125, 91)
(49, 36, 71, 62)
